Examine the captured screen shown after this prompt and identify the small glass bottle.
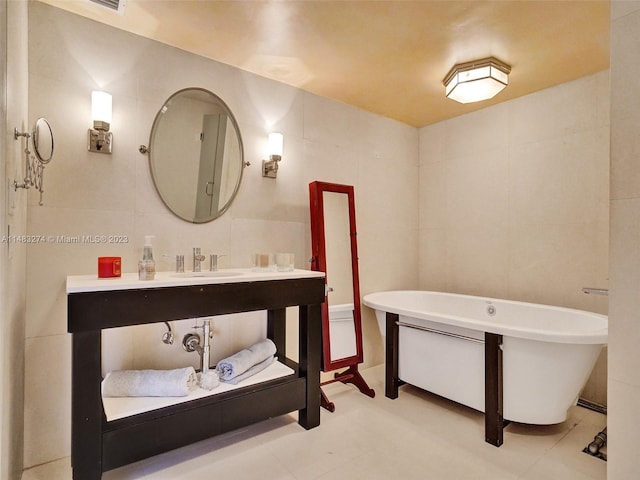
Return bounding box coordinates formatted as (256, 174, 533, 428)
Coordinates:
(138, 235, 156, 280)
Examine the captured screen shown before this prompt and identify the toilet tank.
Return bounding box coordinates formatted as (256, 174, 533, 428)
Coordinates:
(329, 303, 357, 360)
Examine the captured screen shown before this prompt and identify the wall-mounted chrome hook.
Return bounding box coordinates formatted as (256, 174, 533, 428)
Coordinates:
(161, 321, 174, 345)
(14, 128, 30, 140)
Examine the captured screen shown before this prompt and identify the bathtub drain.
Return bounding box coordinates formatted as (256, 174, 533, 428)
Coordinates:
(487, 304, 496, 316)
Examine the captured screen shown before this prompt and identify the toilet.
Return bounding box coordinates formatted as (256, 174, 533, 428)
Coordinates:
(328, 303, 357, 359)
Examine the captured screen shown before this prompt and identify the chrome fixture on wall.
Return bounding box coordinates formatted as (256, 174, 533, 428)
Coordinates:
(161, 321, 174, 345)
(582, 287, 609, 296)
(262, 132, 284, 178)
(443, 57, 511, 104)
(14, 117, 54, 206)
(88, 91, 113, 154)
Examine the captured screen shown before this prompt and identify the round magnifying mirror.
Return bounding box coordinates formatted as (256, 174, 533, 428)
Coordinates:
(32, 118, 54, 165)
(148, 88, 245, 223)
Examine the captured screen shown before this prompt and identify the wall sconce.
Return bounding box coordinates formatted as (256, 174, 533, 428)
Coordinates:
(262, 132, 284, 178)
(88, 90, 113, 154)
(443, 57, 511, 104)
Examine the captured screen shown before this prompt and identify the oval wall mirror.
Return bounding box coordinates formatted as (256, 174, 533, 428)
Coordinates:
(309, 181, 375, 412)
(146, 88, 245, 223)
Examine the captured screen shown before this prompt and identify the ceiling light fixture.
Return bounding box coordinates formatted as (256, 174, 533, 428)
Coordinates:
(443, 57, 511, 104)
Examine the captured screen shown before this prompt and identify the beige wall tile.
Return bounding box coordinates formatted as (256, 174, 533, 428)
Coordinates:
(607, 380, 640, 478)
(26, 207, 136, 338)
(508, 74, 604, 145)
(611, 112, 640, 199)
(606, 6, 640, 477)
(23, 335, 71, 468)
(418, 228, 447, 291)
(612, 0, 640, 20)
(3, 1, 29, 478)
(509, 129, 609, 227)
(441, 103, 509, 160)
(508, 223, 609, 309)
(445, 148, 509, 229)
(419, 161, 446, 229)
(609, 199, 640, 388)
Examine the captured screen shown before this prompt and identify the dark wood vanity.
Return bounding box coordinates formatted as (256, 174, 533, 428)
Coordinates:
(67, 270, 325, 479)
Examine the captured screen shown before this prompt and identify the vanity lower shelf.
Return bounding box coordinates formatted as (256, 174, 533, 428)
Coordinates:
(101, 359, 303, 471)
(103, 360, 296, 421)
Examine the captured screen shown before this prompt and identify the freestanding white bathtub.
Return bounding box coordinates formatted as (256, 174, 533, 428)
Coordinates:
(363, 290, 607, 428)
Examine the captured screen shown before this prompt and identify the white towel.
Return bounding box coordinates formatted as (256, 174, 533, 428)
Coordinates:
(216, 339, 277, 382)
(224, 356, 276, 385)
(102, 367, 198, 397)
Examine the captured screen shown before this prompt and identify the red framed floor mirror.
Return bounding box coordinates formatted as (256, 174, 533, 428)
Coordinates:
(309, 181, 375, 411)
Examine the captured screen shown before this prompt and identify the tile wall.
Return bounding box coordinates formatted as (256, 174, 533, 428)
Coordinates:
(609, 0, 640, 477)
(2, 1, 29, 479)
(418, 72, 610, 310)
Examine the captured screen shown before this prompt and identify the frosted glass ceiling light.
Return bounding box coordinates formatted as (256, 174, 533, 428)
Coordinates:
(443, 57, 511, 104)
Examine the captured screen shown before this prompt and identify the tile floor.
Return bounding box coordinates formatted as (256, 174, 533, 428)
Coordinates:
(22, 365, 607, 480)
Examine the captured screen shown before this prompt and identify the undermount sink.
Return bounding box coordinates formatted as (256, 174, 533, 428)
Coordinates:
(170, 271, 244, 278)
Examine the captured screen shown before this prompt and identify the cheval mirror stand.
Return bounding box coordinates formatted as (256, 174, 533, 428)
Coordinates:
(309, 181, 375, 411)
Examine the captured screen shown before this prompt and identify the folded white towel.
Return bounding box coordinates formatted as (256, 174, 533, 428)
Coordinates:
(102, 367, 198, 397)
(216, 338, 277, 382)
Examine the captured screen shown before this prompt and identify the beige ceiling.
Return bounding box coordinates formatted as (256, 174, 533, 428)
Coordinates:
(38, 0, 610, 127)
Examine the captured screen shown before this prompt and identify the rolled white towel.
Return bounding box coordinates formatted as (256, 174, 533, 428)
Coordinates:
(102, 367, 198, 397)
(216, 338, 277, 382)
(224, 356, 276, 385)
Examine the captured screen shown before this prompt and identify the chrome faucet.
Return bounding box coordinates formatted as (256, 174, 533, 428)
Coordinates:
(193, 247, 205, 272)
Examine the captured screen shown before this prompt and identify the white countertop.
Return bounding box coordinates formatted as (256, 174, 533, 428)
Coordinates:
(67, 268, 325, 293)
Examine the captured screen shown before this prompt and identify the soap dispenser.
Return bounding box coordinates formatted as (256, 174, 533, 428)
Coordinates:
(138, 235, 156, 280)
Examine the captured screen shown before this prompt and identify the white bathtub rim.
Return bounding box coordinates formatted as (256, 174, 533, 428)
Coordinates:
(363, 290, 607, 345)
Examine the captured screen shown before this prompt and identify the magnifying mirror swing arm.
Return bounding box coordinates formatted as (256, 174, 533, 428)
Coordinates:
(13, 119, 53, 206)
